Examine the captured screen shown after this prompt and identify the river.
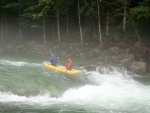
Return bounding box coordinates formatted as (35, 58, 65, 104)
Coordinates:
(0, 53, 150, 113)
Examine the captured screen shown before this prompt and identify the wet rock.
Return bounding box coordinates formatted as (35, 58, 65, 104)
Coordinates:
(121, 54, 134, 68)
(130, 61, 146, 75)
(109, 46, 124, 55)
(1, 41, 149, 76)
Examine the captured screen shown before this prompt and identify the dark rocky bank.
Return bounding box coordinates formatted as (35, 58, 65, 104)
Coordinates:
(0, 41, 149, 76)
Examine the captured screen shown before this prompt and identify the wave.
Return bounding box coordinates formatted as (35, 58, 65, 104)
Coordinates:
(0, 71, 150, 104)
(0, 83, 150, 112)
(0, 59, 42, 67)
(0, 91, 54, 104)
(0, 56, 150, 113)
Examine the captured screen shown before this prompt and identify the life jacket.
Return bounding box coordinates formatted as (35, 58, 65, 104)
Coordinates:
(65, 61, 73, 70)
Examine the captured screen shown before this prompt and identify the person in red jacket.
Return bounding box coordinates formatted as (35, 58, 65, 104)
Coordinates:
(65, 58, 73, 70)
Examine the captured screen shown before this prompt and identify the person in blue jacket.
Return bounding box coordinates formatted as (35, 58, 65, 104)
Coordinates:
(50, 54, 58, 66)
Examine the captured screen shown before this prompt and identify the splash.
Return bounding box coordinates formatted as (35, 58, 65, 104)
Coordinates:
(0, 56, 150, 113)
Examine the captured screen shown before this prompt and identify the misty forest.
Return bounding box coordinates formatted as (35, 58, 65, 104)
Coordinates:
(0, 0, 150, 44)
(0, 0, 150, 67)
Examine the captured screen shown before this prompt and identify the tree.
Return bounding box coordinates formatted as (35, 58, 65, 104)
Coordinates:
(122, 0, 127, 33)
(0, 0, 9, 41)
(2, 0, 24, 41)
(0, 0, 149, 44)
(130, 0, 150, 41)
(77, 0, 83, 46)
(56, 0, 61, 43)
(62, 0, 74, 39)
(18, 0, 22, 42)
(97, 0, 102, 46)
(22, 0, 54, 44)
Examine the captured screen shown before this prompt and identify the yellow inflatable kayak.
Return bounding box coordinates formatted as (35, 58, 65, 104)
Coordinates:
(43, 61, 82, 76)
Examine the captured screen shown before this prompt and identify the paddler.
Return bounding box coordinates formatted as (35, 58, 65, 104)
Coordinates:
(65, 58, 73, 70)
(50, 54, 58, 66)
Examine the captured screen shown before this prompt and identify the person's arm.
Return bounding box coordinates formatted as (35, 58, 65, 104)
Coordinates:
(65, 62, 68, 69)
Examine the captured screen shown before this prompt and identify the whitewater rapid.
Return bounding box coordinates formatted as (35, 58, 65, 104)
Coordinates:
(0, 56, 150, 113)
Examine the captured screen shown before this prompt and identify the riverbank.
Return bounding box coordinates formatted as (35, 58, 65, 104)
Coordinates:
(0, 40, 149, 76)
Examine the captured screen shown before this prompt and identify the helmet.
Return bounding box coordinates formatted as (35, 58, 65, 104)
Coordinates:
(68, 58, 71, 61)
(51, 54, 54, 57)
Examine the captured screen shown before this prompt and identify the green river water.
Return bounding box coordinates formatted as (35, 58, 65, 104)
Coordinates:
(0, 53, 150, 113)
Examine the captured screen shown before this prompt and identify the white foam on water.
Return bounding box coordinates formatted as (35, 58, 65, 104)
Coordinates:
(63, 72, 150, 111)
(0, 59, 41, 67)
(0, 91, 57, 105)
(0, 63, 150, 112)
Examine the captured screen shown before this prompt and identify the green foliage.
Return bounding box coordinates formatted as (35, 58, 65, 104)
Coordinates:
(116, 0, 127, 4)
(130, 0, 150, 20)
(2, 2, 19, 10)
(79, 0, 97, 17)
(82, 26, 99, 42)
(0, 0, 149, 43)
(112, 33, 120, 41)
(130, 6, 150, 20)
(114, 0, 127, 17)
(20, 0, 54, 28)
(82, 27, 92, 41)
(109, 26, 122, 41)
